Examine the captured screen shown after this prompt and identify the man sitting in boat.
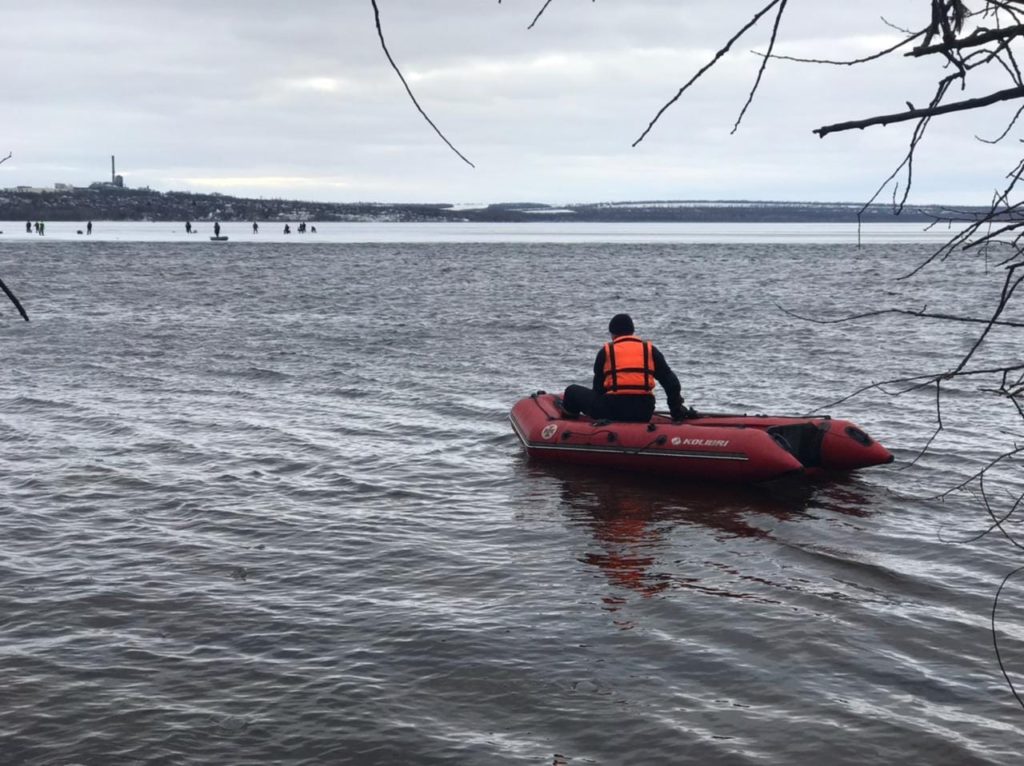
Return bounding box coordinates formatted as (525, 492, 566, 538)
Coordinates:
(560, 313, 691, 423)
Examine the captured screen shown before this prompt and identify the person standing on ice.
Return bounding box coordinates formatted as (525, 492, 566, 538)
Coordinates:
(560, 313, 692, 422)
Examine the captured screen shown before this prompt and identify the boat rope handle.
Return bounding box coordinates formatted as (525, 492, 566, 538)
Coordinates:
(623, 434, 668, 455)
(529, 392, 560, 420)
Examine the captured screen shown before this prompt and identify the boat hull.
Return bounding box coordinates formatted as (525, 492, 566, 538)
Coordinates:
(509, 393, 892, 483)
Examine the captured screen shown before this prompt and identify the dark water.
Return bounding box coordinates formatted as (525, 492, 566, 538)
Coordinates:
(1, 239, 1022, 765)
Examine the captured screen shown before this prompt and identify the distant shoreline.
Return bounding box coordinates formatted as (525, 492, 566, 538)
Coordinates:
(0, 186, 988, 225)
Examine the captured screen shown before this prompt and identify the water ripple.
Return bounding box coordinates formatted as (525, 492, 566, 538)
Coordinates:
(0, 239, 1021, 764)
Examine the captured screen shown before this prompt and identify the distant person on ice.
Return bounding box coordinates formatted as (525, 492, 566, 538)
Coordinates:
(214, 221, 221, 237)
(185, 221, 193, 235)
(86, 221, 92, 235)
(25, 221, 31, 233)
(252, 221, 259, 234)
(559, 313, 692, 423)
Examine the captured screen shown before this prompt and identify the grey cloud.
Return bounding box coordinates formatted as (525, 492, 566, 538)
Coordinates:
(0, 1, 1005, 204)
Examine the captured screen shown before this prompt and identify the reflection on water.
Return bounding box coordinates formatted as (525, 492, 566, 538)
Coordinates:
(529, 462, 877, 625)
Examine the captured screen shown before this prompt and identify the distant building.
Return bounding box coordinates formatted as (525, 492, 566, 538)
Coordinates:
(88, 155, 126, 190)
(55, 183, 75, 191)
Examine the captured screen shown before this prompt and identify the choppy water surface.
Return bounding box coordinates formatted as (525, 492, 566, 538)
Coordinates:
(1, 231, 1022, 765)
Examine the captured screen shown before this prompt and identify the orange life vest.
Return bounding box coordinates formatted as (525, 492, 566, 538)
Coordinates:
(602, 336, 655, 395)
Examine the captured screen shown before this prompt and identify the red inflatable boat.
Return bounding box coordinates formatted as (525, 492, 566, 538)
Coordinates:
(509, 392, 893, 483)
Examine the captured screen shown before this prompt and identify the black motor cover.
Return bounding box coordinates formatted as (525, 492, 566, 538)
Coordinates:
(767, 422, 827, 468)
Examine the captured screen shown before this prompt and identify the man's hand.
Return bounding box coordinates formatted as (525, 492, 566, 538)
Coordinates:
(671, 406, 699, 421)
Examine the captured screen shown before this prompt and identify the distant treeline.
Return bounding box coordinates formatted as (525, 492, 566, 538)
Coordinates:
(0, 187, 452, 224)
(0, 186, 989, 224)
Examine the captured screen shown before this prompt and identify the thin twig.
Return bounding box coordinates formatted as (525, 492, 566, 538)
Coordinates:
(369, 0, 475, 167)
(881, 15, 915, 36)
(951, 268, 1023, 375)
(775, 303, 1024, 328)
(0, 276, 29, 322)
(803, 364, 1024, 416)
(940, 491, 1024, 544)
(633, 0, 784, 147)
(993, 564, 1024, 711)
(938, 447, 1024, 498)
(731, 0, 788, 134)
(850, 74, 956, 216)
(527, 0, 555, 29)
(896, 381, 945, 469)
(979, 472, 1024, 551)
(762, 28, 925, 66)
(977, 102, 1024, 143)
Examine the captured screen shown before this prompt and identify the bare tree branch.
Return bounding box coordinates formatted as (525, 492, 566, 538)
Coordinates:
(941, 490, 1024, 545)
(528, 0, 555, 30)
(511, 0, 595, 31)
(977, 472, 1024, 551)
(804, 364, 1024, 416)
(976, 102, 1024, 143)
(881, 15, 916, 36)
(775, 303, 1024, 329)
(908, 21, 1024, 56)
(939, 446, 1024, 499)
(951, 266, 1023, 376)
(814, 84, 1024, 137)
(993, 565, 1024, 711)
(370, 0, 475, 167)
(0, 151, 29, 320)
(0, 148, 28, 320)
(730, 0, 788, 134)
(668, 0, 1024, 711)
(0, 276, 29, 322)
(633, 0, 784, 147)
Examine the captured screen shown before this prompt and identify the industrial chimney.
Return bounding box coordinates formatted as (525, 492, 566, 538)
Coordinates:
(111, 155, 115, 183)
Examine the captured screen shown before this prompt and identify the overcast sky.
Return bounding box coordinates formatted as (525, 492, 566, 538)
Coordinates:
(1, 0, 1020, 204)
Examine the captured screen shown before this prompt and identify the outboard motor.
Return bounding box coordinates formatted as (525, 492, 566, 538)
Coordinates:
(767, 422, 827, 468)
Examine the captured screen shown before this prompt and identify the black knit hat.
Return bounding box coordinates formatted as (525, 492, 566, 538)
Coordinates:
(608, 313, 634, 335)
